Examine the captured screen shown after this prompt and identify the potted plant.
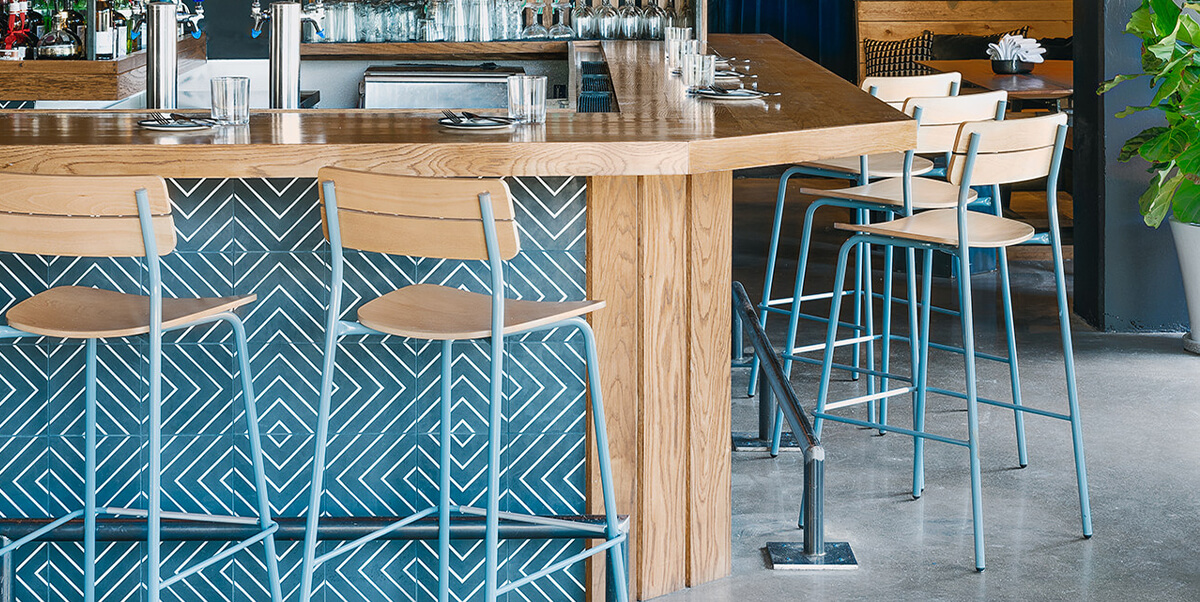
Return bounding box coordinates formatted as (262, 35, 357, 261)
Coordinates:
(1101, 0, 1200, 353)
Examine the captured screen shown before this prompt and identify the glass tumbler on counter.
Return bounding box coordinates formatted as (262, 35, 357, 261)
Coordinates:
(680, 52, 714, 90)
(210, 77, 251, 125)
(507, 74, 548, 123)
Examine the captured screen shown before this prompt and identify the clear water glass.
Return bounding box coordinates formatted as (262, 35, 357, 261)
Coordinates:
(548, 2, 573, 38)
(210, 76, 250, 125)
(520, 3, 550, 38)
(680, 52, 714, 90)
(595, 0, 618, 39)
(508, 74, 548, 123)
(571, 2, 595, 38)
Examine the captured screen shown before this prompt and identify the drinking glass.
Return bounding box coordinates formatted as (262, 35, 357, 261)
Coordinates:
(571, 1, 595, 39)
(595, 0, 617, 39)
(616, 0, 641, 39)
(641, 0, 665, 39)
(548, 2, 573, 38)
(507, 74, 548, 123)
(680, 52, 714, 90)
(210, 76, 250, 125)
(520, 1, 549, 38)
(668, 36, 698, 72)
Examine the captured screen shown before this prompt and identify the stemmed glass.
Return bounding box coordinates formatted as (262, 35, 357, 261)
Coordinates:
(520, 0, 550, 38)
(641, 0, 665, 39)
(570, 1, 595, 39)
(548, 2, 574, 38)
(616, 0, 641, 39)
(595, 0, 618, 39)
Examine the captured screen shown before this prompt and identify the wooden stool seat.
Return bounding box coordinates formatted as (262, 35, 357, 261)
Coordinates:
(358, 283, 604, 340)
(801, 152, 935, 178)
(6, 286, 256, 338)
(801, 176, 973, 210)
(837, 209, 1035, 248)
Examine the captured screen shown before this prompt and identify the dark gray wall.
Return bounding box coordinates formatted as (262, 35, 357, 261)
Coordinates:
(201, 0, 268, 59)
(1074, 0, 1189, 331)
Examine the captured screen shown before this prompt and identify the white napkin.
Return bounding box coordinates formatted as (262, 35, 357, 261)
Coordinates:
(986, 34, 1046, 63)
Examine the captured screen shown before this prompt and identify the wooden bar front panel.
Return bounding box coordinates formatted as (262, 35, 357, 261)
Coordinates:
(587, 172, 734, 600)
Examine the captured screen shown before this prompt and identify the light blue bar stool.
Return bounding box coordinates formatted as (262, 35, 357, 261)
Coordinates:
(299, 168, 629, 602)
(812, 113, 1092, 571)
(769, 91, 1012, 456)
(0, 173, 282, 602)
(750, 72, 962, 425)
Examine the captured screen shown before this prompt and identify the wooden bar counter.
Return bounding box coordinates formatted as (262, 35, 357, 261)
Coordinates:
(0, 34, 914, 601)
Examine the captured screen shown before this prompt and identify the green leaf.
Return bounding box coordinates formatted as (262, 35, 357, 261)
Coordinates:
(1173, 177, 1200, 223)
(1128, 1, 1155, 37)
(1147, 20, 1183, 61)
(1121, 127, 1170, 161)
(1180, 12, 1200, 45)
(1116, 104, 1163, 117)
(1140, 127, 1192, 161)
(1181, 81, 1200, 114)
(1147, 0, 1176, 34)
(1098, 73, 1146, 94)
(1150, 0, 1182, 35)
(1176, 144, 1200, 173)
(1140, 169, 1182, 227)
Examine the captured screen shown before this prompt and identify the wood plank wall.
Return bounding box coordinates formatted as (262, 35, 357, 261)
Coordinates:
(855, 0, 1073, 79)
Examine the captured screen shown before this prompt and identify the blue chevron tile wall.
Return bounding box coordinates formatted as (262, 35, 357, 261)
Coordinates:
(0, 176, 590, 601)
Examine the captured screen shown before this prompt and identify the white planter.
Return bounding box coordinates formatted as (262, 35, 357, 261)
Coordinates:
(1169, 217, 1200, 354)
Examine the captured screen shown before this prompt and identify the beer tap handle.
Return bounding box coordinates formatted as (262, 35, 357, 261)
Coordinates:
(250, 0, 268, 38)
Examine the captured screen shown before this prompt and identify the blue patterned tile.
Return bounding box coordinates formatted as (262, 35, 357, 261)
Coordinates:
(232, 540, 312, 602)
(242, 343, 320, 436)
(506, 176, 586, 253)
(158, 435, 234, 516)
(48, 343, 147, 437)
(0, 437, 48, 518)
(47, 256, 145, 295)
(47, 436, 145, 517)
(0, 253, 48, 318)
(320, 540, 419, 602)
(503, 433, 585, 516)
(160, 344, 235, 436)
(505, 251, 586, 303)
(167, 179, 235, 254)
(416, 258, 497, 297)
(160, 252, 237, 345)
(235, 178, 324, 253)
(12, 542, 49, 602)
(231, 433, 313, 518)
(157, 541, 236, 602)
(321, 432, 420, 517)
(234, 252, 329, 343)
(47, 541, 146, 602)
(506, 342, 587, 436)
(500, 539, 585, 602)
(415, 431, 512, 513)
(337, 251, 418, 342)
(329, 342, 417, 435)
(0, 343, 47, 436)
(415, 340, 512, 436)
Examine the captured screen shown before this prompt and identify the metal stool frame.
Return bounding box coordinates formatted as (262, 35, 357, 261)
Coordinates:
(300, 177, 629, 602)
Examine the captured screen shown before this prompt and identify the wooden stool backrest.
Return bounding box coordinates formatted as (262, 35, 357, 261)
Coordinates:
(903, 90, 1008, 153)
(0, 173, 174, 257)
(317, 167, 519, 261)
(861, 72, 962, 108)
(948, 113, 1069, 187)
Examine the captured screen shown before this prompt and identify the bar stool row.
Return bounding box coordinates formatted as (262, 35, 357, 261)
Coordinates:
(0, 169, 628, 602)
(755, 74, 1092, 571)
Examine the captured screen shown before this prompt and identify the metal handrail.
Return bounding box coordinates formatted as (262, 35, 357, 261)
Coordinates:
(733, 282, 826, 557)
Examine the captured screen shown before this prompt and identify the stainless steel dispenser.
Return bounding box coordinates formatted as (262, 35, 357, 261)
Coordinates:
(146, 2, 178, 110)
(269, 1, 301, 109)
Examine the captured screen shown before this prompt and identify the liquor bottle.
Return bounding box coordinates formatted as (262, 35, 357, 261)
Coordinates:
(64, 0, 83, 46)
(111, 0, 126, 57)
(94, 0, 113, 59)
(25, 0, 42, 40)
(3, 0, 36, 58)
(37, 9, 81, 58)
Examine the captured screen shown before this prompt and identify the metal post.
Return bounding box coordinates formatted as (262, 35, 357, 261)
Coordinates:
(269, 2, 301, 109)
(0, 538, 10, 602)
(802, 445, 825, 556)
(146, 2, 178, 110)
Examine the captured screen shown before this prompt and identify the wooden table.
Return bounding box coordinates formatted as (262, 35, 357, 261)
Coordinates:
(919, 59, 1074, 102)
(0, 34, 916, 600)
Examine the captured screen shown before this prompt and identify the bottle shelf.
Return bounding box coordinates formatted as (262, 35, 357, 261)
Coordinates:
(299, 40, 572, 60)
(0, 32, 205, 101)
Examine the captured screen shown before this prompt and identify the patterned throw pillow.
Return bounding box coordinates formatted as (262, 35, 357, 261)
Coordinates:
(863, 31, 934, 77)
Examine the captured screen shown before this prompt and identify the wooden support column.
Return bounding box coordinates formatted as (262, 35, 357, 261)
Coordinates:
(586, 171, 734, 601)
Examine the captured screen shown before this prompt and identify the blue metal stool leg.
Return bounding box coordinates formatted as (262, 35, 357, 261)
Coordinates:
(771, 199, 825, 455)
(954, 245, 986, 572)
(750, 166, 804, 396)
(84, 338, 97, 602)
(851, 211, 866, 386)
(997, 247, 1028, 467)
(147, 318, 163, 602)
(578, 322, 629, 602)
(814, 239, 858, 439)
(912, 250, 934, 499)
(229, 315, 283, 602)
(300, 308, 342, 601)
(484, 335, 504, 600)
(879, 229, 896, 433)
(859, 215, 878, 419)
(439, 340, 453, 602)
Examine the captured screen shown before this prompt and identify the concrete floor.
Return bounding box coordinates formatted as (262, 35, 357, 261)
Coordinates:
(654, 178, 1200, 601)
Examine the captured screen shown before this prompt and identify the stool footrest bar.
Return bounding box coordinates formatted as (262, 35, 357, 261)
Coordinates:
(0, 510, 84, 555)
(824, 387, 915, 411)
(495, 533, 626, 595)
(455, 506, 616, 535)
(813, 412, 970, 447)
(102, 507, 262, 525)
(313, 507, 438, 567)
(159, 523, 278, 589)
(925, 387, 1071, 420)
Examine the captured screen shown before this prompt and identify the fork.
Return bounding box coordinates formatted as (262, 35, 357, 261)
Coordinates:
(441, 109, 463, 124)
(462, 111, 514, 124)
(151, 112, 172, 125)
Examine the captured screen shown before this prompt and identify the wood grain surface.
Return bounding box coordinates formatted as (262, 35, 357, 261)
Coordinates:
(919, 59, 1074, 101)
(0, 34, 206, 101)
(0, 35, 915, 177)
